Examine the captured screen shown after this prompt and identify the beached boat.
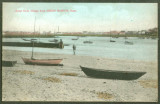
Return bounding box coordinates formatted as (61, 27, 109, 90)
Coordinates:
(80, 66, 146, 80)
(2, 60, 17, 67)
(22, 58, 63, 66)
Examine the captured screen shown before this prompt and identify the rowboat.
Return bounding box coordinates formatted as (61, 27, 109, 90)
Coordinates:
(83, 41, 93, 44)
(125, 41, 133, 45)
(80, 66, 146, 80)
(2, 60, 17, 67)
(22, 38, 37, 41)
(22, 38, 31, 41)
(72, 37, 79, 40)
(124, 36, 133, 45)
(72, 38, 78, 40)
(110, 40, 116, 42)
(22, 58, 63, 66)
(109, 35, 116, 42)
(49, 39, 59, 42)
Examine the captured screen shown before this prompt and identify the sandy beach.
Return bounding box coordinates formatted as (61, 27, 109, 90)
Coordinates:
(2, 49, 158, 101)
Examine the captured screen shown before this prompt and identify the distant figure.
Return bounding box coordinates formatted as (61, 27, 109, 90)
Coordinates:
(59, 39, 64, 49)
(73, 44, 76, 55)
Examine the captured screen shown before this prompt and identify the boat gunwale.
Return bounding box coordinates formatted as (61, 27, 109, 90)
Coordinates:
(80, 66, 146, 74)
(22, 58, 63, 61)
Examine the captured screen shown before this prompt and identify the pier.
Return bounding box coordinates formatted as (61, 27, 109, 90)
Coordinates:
(2, 42, 64, 49)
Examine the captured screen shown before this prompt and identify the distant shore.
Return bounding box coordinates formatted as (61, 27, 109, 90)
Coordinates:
(2, 34, 158, 38)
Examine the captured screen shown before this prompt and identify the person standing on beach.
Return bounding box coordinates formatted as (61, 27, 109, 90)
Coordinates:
(59, 39, 64, 49)
(73, 44, 76, 55)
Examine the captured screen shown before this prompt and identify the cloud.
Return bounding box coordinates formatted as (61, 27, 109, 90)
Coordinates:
(3, 3, 158, 32)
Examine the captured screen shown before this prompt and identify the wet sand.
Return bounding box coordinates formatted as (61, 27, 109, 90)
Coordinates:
(2, 50, 158, 101)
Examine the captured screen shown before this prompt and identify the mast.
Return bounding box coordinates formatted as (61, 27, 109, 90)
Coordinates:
(34, 16, 36, 35)
(58, 26, 59, 32)
(39, 26, 40, 42)
(109, 29, 111, 41)
(39, 26, 40, 34)
(31, 16, 36, 59)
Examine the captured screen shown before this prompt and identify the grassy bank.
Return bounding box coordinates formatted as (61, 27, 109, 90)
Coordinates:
(2, 34, 158, 38)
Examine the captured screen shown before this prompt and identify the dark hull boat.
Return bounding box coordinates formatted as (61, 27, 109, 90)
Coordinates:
(22, 58, 62, 66)
(22, 38, 37, 41)
(49, 39, 58, 42)
(72, 38, 78, 40)
(125, 41, 133, 45)
(110, 40, 116, 42)
(22, 38, 31, 41)
(80, 66, 146, 80)
(72, 37, 79, 40)
(83, 41, 93, 44)
(2, 60, 17, 67)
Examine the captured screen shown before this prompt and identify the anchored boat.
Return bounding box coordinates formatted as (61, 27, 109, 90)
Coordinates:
(83, 41, 93, 44)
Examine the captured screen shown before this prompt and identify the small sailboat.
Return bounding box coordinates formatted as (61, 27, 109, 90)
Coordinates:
(125, 41, 133, 45)
(109, 30, 116, 42)
(110, 38, 116, 42)
(22, 41, 63, 66)
(49, 39, 59, 42)
(22, 17, 63, 66)
(124, 37, 133, 45)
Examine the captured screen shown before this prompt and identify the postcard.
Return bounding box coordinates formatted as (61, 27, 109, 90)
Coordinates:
(2, 2, 158, 102)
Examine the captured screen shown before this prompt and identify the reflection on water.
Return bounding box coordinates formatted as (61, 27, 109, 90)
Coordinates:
(3, 36, 157, 62)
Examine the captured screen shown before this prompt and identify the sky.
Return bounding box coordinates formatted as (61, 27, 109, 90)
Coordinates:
(3, 3, 158, 33)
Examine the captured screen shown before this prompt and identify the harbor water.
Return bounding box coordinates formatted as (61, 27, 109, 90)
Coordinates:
(2, 36, 158, 62)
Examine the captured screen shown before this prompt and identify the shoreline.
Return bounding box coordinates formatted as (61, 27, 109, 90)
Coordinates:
(3, 48, 157, 63)
(2, 50, 158, 101)
(2, 34, 158, 38)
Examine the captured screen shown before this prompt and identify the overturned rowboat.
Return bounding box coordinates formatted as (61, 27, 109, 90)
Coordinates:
(80, 66, 146, 80)
(22, 58, 63, 66)
(2, 60, 17, 67)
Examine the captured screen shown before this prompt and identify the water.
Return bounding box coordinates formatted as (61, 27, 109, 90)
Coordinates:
(2, 36, 158, 62)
